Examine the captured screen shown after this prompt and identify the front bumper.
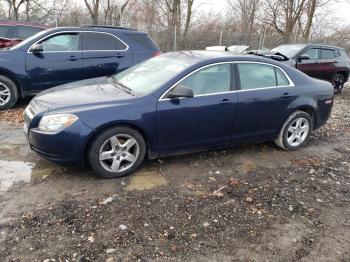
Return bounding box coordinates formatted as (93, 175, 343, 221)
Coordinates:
(24, 107, 94, 166)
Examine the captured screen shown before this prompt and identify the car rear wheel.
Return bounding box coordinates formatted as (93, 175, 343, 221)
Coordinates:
(88, 126, 146, 178)
(0, 75, 18, 110)
(274, 111, 313, 150)
(333, 74, 345, 94)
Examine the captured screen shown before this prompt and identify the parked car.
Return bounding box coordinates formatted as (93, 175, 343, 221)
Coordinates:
(0, 21, 49, 49)
(0, 25, 161, 109)
(24, 51, 334, 178)
(268, 44, 350, 93)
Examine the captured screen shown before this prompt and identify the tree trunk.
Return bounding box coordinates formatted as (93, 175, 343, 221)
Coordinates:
(183, 0, 194, 39)
(303, 0, 317, 42)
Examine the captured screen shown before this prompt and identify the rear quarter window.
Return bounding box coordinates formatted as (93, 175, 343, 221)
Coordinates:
(127, 34, 159, 50)
(83, 32, 127, 51)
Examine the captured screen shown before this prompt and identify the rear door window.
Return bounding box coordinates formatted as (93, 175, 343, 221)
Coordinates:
(15, 26, 43, 39)
(320, 49, 336, 59)
(83, 32, 127, 51)
(237, 63, 290, 90)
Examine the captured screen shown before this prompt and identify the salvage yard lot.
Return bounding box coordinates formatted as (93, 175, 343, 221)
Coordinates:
(0, 86, 350, 261)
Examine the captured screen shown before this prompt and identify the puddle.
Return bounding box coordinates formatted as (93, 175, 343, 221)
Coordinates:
(125, 171, 168, 191)
(0, 144, 29, 157)
(0, 160, 33, 191)
(0, 160, 58, 191)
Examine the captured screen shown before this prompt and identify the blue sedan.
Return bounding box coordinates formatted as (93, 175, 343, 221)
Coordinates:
(24, 51, 334, 178)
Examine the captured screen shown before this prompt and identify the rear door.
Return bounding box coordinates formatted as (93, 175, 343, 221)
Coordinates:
(26, 32, 83, 92)
(234, 62, 296, 140)
(81, 32, 132, 79)
(296, 47, 320, 78)
(317, 48, 338, 81)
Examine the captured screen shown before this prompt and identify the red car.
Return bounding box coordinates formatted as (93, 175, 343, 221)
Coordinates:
(0, 21, 50, 48)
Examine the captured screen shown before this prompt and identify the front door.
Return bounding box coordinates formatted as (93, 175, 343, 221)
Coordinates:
(81, 32, 132, 79)
(234, 62, 297, 140)
(156, 63, 237, 152)
(26, 32, 83, 93)
(296, 47, 320, 78)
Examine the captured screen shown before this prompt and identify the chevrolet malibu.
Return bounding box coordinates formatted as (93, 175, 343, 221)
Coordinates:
(24, 51, 334, 178)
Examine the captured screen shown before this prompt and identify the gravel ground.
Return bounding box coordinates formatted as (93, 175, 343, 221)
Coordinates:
(0, 86, 349, 262)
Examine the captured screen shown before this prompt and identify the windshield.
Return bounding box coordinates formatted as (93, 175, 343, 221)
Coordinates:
(271, 45, 306, 58)
(113, 53, 198, 95)
(10, 29, 48, 50)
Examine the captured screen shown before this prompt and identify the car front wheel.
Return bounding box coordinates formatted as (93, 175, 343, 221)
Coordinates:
(88, 126, 146, 178)
(274, 111, 313, 150)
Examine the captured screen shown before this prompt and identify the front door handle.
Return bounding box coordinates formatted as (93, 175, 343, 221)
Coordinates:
(219, 98, 231, 105)
(68, 56, 77, 61)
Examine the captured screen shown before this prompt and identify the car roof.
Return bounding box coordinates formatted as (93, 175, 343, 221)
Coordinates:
(167, 50, 288, 66)
(276, 43, 343, 50)
(0, 20, 50, 28)
(44, 26, 147, 35)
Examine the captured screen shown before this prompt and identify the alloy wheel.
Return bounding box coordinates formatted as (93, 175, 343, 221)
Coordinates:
(99, 134, 140, 173)
(0, 83, 11, 106)
(286, 117, 310, 147)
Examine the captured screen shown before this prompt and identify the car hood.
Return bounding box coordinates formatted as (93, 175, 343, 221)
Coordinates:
(33, 77, 134, 110)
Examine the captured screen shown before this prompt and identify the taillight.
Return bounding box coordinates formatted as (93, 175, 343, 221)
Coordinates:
(153, 51, 162, 57)
(324, 99, 333, 104)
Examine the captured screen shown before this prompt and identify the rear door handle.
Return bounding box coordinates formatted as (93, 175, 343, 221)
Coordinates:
(116, 53, 125, 58)
(219, 98, 231, 105)
(68, 56, 77, 61)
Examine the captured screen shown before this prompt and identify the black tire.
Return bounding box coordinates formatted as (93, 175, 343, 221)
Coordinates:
(88, 126, 146, 178)
(333, 73, 345, 94)
(0, 75, 18, 110)
(274, 111, 313, 150)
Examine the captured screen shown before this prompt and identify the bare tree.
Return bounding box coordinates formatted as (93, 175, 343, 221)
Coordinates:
(264, 0, 307, 43)
(84, 0, 100, 24)
(5, 0, 27, 21)
(228, 0, 259, 44)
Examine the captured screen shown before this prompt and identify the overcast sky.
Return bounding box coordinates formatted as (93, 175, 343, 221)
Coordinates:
(195, 0, 350, 26)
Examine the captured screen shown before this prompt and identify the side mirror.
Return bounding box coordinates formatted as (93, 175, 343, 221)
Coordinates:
(30, 43, 43, 53)
(298, 54, 310, 62)
(167, 85, 194, 99)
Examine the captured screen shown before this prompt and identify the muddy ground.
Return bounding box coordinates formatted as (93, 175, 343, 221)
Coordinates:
(0, 87, 349, 262)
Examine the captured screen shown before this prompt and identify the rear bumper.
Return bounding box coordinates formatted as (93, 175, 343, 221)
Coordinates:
(27, 120, 94, 166)
(315, 99, 333, 129)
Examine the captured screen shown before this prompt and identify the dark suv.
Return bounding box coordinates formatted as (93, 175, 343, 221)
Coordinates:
(0, 21, 49, 48)
(269, 44, 350, 93)
(0, 25, 161, 109)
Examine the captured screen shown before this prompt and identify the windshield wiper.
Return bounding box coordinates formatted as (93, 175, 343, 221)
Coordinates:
(109, 77, 135, 96)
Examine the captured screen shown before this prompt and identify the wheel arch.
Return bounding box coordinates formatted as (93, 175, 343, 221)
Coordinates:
(0, 68, 23, 97)
(82, 122, 151, 166)
(336, 70, 349, 82)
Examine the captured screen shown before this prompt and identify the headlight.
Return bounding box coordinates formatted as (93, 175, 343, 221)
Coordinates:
(38, 114, 79, 133)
